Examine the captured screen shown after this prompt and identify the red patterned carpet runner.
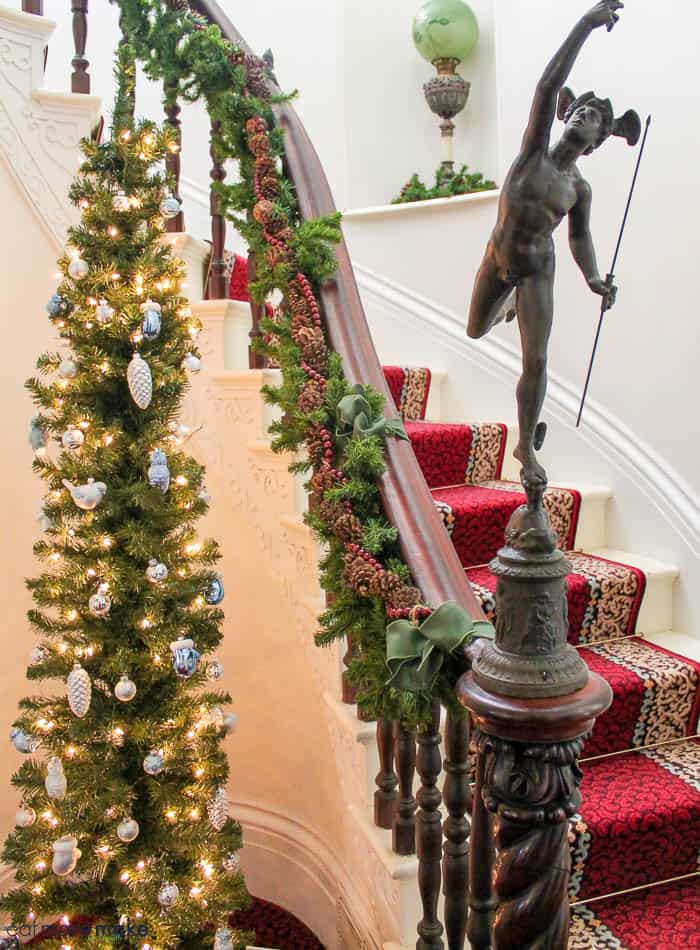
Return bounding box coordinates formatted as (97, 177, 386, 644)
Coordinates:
(382, 365, 432, 420)
(405, 421, 507, 488)
(570, 876, 700, 948)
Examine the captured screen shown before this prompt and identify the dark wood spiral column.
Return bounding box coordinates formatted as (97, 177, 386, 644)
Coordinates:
(374, 718, 398, 829)
(247, 253, 266, 369)
(393, 720, 417, 855)
(442, 711, 470, 950)
(416, 699, 444, 950)
(466, 749, 495, 950)
(208, 118, 228, 299)
(71, 0, 89, 94)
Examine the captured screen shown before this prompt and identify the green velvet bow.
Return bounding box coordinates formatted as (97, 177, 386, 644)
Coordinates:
(336, 385, 408, 443)
(386, 602, 495, 693)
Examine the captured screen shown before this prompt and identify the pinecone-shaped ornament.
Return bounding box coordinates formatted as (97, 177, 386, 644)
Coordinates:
(67, 663, 91, 718)
(127, 353, 153, 410)
(298, 379, 325, 413)
(386, 585, 423, 610)
(207, 786, 229, 831)
(343, 553, 378, 598)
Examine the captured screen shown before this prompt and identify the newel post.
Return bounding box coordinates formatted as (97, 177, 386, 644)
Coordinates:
(457, 490, 612, 950)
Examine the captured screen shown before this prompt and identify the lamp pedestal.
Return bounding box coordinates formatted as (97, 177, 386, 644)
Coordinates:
(423, 58, 470, 179)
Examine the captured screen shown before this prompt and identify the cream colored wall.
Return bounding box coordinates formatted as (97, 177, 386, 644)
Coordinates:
(0, 158, 60, 840)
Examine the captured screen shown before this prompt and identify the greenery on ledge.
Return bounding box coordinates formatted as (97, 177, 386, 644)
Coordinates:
(393, 163, 497, 204)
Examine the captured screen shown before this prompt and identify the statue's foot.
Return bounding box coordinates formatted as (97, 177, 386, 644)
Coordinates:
(513, 445, 548, 508)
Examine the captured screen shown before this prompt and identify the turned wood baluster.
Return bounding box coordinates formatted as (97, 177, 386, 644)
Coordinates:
(22, 0, 43, 14)
(466, 750, 495, 950)
(392, 721, 417, 855)
(208, 119, 229, 300)
(374, 718, 398, 829)
(164, 79, 184, 234)
(416, 700, 444, 950)
(442, 712, 471, 950)
(247, 253, 266, 369)
(71, 0, 90, 94)
(341, 633, 358, 704)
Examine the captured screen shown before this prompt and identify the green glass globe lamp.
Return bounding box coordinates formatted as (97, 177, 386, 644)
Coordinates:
(412, 0, 479, 178)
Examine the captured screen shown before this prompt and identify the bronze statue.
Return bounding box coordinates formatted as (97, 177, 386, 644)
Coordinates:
(467, 0, 640, 501)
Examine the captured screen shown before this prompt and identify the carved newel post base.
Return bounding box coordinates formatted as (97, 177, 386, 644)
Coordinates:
(473, 491, 589, 699)
(457, 677, 612, 950)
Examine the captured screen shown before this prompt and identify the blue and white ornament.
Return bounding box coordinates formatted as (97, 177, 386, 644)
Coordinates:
(140, 300, 162, 340)
(63, 477, 107, 511)
(112, 190, 131, 212)
(204, 574, 225, 606)
(62, 427, 84, 451)
(88, 583, 111, 618)
(148, 449, 170, 493)
(47, 293, 71, 318)
(29, 416, 48, 456)
(214, 928, 234, 950)
(170, 638, 200, 679)
(10, 727, 39, 755)
(206, 659, 225, 682)
(143, 751, 164, 776)
(146, 558, 168, 583)
(159, 195, 181, 220)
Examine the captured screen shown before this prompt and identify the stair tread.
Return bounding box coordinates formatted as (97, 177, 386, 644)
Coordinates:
(405, 420, 507, 488)
(570, 875, 700, 948)
(571, 738, 700, 900)
(580, 636, 700, 757)
(587, 546, 679, 578)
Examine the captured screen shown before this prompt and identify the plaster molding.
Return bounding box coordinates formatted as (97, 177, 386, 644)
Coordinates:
(0, 7, 101, 247)
(354, 263, 700, 562)
(342, 188, 500, 221)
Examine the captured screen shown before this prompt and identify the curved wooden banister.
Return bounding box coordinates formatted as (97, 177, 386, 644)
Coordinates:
(191, 0, 485, 620)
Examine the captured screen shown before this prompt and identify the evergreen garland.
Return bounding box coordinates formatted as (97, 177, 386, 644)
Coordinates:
(393, 163, 497, 204)
(111, 0, 489, 730)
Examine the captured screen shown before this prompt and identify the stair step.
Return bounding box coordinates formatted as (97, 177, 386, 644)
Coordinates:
(405, 420, 508, 488)
(581, 636, 700, 757)
(571, 738, 700, 901)
(433, 480, 609, 568)
(570, 875, 700, 948)
(588, 547, 678, 637)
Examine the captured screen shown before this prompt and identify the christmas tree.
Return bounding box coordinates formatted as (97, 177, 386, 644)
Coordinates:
(1, 111, 249, 949)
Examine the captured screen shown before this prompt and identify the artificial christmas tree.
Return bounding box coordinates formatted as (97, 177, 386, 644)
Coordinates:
(0, 116, 249, 948)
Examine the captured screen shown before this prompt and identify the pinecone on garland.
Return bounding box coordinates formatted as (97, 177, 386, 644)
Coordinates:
(369, 569, 403, 599)
(318, 499, 345, 525)
(386, 585, 423, 610)
(343, 553, 377, 598)
(303, 339, 329, 375)
(298, 379, 325, 412)
(246, 116, 268, 136)
(310, 468, 343, 493)
(334, 512, 362, 542)
(291, 312, 314, 336)
(245, 53, 271, 102)
(247, 133, 270, 158)
(259, 174, 281, 200)
(267, 243, 295, 269)
(255, 155, 277, 179)
(292, 324, 323, 348)
(253, 199, 287, 233)
(307, 434, 326, 467)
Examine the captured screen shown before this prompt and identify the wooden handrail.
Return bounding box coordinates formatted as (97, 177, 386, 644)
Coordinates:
(190, 0, 485, 621)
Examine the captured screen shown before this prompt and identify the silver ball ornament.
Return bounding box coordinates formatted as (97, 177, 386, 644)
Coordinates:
(58, 358, 77, 380)
(68, 257, 89, 280)
(206, 659, 225, 682)
(15, 806, 36, 828)
(89, 583, 111, 618)
(159, 195, 181, 219)
(222, 851, 241, 874)
(157, 882, 180, 908)
(10, 727, 38, 755)
(143, 751, 164, 776)
(117, 818, 140, 843)
(204, 575, 225, 606)
(115, 675, 137, 703)
(146, 558, 168, 583)
(112, 190, 131, 212)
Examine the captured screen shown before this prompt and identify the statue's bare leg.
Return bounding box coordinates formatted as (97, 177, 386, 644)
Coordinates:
(468, 252, 518, 340)
(513, 263, 555, 491)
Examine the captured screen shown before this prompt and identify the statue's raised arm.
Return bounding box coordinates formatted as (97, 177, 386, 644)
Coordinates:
(521, 1, 624, 157)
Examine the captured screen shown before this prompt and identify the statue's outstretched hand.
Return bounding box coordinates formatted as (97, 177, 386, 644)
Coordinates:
(585, 1, 624, 32)
(588, 277, 618, 311)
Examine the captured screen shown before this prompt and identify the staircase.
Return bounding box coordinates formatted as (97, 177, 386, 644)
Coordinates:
(2, 3, 700, 949)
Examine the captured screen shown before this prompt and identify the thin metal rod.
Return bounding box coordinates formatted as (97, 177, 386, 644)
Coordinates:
(576, 115, 652, 428)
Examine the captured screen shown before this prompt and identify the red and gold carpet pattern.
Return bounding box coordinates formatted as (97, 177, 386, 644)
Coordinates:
(570, 876, 700, 948)
(382, 365, 432, 421)
(404, 421, 507, 488)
